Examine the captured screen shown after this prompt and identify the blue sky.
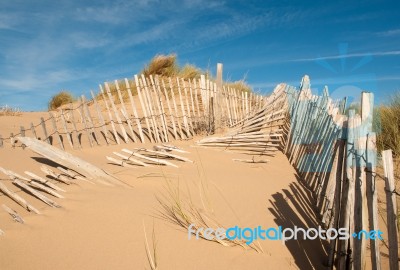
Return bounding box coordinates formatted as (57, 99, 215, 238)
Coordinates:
(0, 0, 399, 111)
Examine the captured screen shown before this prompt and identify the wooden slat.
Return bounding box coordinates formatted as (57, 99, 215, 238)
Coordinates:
(0, 181, 40, 214)
(40, 117, 50, 144)
(82, 95, 100, 145)
(141, 75, 162, 142)
(59, 109, 74, 149)
(150, 75, 168, 142)
(90, 90, 109, 145)
(125, 78, 145, 143)
(69, 104, 81, 148)
(176, 78, 191, 138)
(115, 80, 136, 142)
(104, 82, 129, 143)
(382, 149, 399, 270)
(31, 123, 37, 139)
(99, 84, 120, 144)
(78, 97, 93, 147)
(168, 77, 184, 139)
(134, 75, 153, 142)
(18, 137, 125, 187)
(160, 78, 178, 140)
(49, 112, 64, 150)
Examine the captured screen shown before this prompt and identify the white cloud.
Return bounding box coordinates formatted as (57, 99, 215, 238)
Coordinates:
(290, 50, 400, 62)
(376, 29, 400, 37)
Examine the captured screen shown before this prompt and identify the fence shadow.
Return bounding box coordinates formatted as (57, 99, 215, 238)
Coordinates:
(268, 176, 329, 270)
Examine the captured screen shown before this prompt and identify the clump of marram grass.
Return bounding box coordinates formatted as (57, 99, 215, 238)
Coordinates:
(225, 80, 252, 93)
(48, 91, 75, 110)
(0, 105, 22, 116)
(375, 92, 400, 156)
(156, 180, 262, 253)
(142, 54, 179, 77)
(179, 64, 202, 80)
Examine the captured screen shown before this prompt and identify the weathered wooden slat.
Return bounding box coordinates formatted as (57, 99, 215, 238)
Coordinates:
(90, 90, 109, 145)
(68, 104, 82, 148)
(2, 204, 25, 223)
(113, 152, 149, 167)
(0, 182, 40, 214)
(24, 171, 66, 192)
(59, 109, 74, 149)
(135, 148, 193, 163)
(57, 167, 95, 185)
(151, 75, 169, 142)
(18, 137, 124, 187)
(382, 149, 399, 270)
(49, 112, 64, 150)
(13, 179, 61, 208)
(79, 98, 93, 147)
(40, 166, 72, 185)
(106, 156, 137, 168)
(168, 77, 184, 139)
(160, 78, 178, 140)
(82, 95, 100, 145)
(125, 78, 145, 143)
(177, 78, 191, 138)
(141, 75, 161, 142)
(40, 117, 50, 144)
(99, 84, 120, 144)
(114, 80, 136, 142)
(122, 148, 178, 168)
(134, 75, 153, 142)
(28, 180, 64, 199)
(104, 82, 129, 143)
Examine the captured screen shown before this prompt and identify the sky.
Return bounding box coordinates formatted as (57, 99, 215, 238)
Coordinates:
(0, 0, 399, 111)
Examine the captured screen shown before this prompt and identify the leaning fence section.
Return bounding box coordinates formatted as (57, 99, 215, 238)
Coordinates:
(284, 75, 398, 270)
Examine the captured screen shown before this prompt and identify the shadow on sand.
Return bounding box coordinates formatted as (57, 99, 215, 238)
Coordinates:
(268, 175, 330, 269)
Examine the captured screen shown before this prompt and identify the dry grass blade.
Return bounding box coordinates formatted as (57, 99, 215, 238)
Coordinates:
(143, 221, 158, 270)
(155, 181, 262, 253)
(0, 105, 22, 116)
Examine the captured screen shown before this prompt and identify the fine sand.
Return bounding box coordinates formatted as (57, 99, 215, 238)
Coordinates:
(0, 112, 337, 269)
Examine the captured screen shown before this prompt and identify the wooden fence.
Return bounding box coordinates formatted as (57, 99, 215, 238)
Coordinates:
(0, 69, 397, 270)
(0, 73, 265, 150)
(284, 75, 398, 270)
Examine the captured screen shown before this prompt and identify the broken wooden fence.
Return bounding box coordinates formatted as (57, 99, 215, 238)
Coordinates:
(0, 73, 265, 150)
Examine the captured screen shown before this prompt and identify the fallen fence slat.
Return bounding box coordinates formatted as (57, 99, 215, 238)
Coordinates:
(2, 204, 25, 223)
(0, 181, 40, 214)
(24, 171, 66, 192)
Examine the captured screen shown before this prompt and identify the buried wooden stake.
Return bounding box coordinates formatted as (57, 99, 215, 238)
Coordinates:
(24, 171, 66, 193)
(0, 182, 40, 214)
(57, 166, 95, 185)
(122, 148, 179, 168)
(40, 166, 72, 185)
(112, 152, 149, 167)
(2, 204, 25, 224)
(13, 179, 61, 208)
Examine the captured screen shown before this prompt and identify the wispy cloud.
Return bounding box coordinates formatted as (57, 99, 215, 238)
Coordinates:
(376, 29, 400, 37)
(290, 50, 400, 62)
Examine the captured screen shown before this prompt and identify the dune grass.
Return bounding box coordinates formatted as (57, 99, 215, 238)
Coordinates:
(142, 54, 179, 78)
(156, 178, 262, 253)
(143, 221, 158, 270)
(375, 92, 400, 156)
(48, 91, 75, 110)
(0, 105, 22, 116)
(225, 80, 252, 93)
